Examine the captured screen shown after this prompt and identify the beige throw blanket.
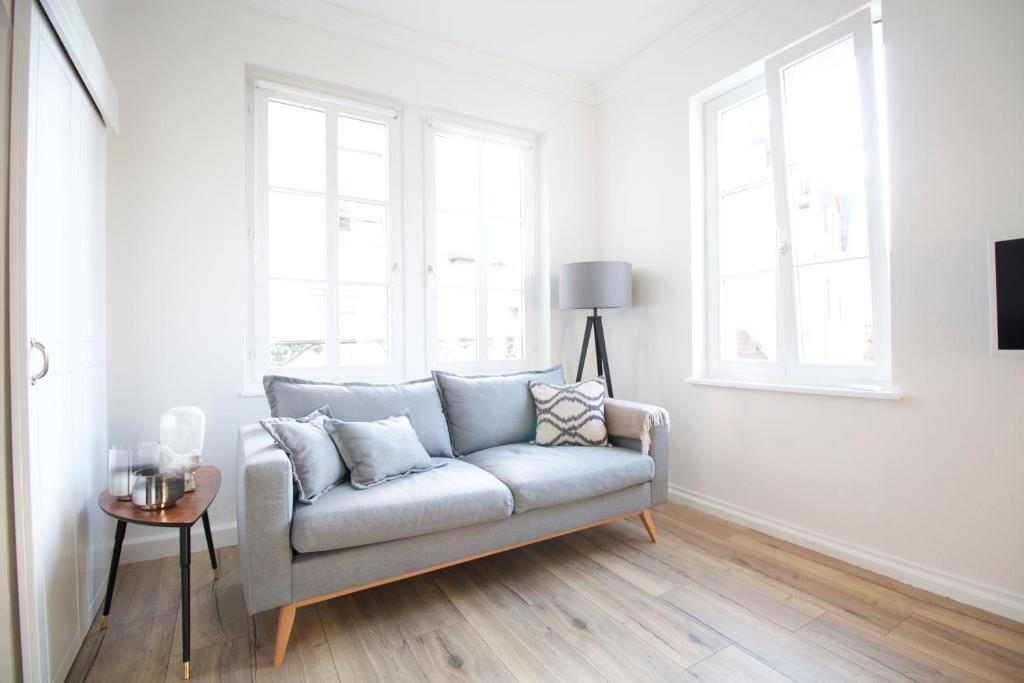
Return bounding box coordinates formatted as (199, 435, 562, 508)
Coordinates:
(605, 398, 670, 455)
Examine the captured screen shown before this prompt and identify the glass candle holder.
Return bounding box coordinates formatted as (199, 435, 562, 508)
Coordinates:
(108, 441, 160, 500)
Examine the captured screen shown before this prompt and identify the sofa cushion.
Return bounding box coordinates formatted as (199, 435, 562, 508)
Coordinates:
(290, 458, 514, 553)
(432, 365, 564, 455)
(461, 443, 654, 513)
(259, 406, 344, 504)
(264, 375, 454, 458)
(326, 412, 444, 490)
(530, 377, 609, 447)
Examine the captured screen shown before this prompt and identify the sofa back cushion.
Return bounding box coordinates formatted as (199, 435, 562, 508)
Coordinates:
(263, 375, 454, 458)
(432, 365, 565, 455)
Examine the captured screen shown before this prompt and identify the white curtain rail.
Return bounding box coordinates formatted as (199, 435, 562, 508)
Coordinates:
(255, 79, 399, 119)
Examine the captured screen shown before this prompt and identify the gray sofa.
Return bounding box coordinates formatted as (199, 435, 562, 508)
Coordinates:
(236, 371, 669, 666)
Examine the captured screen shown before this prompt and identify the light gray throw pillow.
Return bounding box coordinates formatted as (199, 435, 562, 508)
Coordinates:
(326, 412, 445, 489)
(263, 375, 455, 458)
(432, 365, 565, 455)
(260, 406, 345, 504)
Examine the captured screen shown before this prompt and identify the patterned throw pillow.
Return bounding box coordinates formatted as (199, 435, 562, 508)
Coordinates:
(529, 378, 609, 447)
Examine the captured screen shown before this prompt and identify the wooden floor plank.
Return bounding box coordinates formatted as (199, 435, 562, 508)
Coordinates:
(739, 529, 1024, 637)
(75, 614, 176, 682)
(662, 583, 887, 682)
(164, 636, 250, 682)
(316, 593, 427, 682)
(573, 526, 692, 594)
(889, 614, 1024, 683)
(532, 588, 699, 682)
(652, 511, 911, 633)
(797, 611, 984, 683)
(104, 555, 181, 627)
(406, 620, 517, 682)
(658, 503, 749, 538)
(355, 574, 465, 642)
(434, 561, 607, 681)
(687, 645, 794, 682)
(471, 546, 574, 606)
(525, 538, 727, 669)
(601, 520, 825, 630)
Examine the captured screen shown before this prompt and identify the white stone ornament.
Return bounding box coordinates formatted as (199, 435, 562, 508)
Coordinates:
(160, 406, 206, 492)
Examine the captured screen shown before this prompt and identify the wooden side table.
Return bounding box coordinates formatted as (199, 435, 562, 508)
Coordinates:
(98, 465, 221, 680)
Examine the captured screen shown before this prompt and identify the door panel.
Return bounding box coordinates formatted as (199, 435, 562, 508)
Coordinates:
(12, 3, 109, 681)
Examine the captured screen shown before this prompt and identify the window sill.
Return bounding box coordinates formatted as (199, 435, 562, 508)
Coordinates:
(687, 377, 902, 400)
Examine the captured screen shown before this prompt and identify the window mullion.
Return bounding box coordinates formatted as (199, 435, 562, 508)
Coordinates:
(325, 106, 340, 368)
(476, 141, 488, 362)
(765, 65, 799, 376)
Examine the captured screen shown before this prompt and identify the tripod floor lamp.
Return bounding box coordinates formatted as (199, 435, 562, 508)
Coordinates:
(559, 261, 633, 398)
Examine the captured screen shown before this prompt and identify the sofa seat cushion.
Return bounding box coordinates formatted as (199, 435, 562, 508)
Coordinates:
(461, 444, 654, 514)
(291, 458, 513, 553)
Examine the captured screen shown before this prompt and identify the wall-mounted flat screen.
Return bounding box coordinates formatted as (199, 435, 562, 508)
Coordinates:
(992, 237, 1024, 351)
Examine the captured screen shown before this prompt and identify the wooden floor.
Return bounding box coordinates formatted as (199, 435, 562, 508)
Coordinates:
(67, 503, 1024, 682)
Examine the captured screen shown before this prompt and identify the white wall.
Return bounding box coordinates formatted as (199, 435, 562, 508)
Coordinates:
(598, 0, 1024, 618)
(78, 0, 600, 560)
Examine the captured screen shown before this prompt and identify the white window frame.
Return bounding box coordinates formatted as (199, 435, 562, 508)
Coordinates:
(248, 80, 404, 384)
(423, 116, 541, 374)
(699, 9, 892, 391)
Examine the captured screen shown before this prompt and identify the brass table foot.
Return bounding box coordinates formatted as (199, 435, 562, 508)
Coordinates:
(100, 615, 108, 630)
(183, 661, 190, 679)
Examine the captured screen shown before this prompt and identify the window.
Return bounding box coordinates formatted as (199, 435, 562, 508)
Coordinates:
(426, 121, 536, 371)
(248, 80, 541, 386)
(252, 82, 401, 380)
(700, 10, 891, 390)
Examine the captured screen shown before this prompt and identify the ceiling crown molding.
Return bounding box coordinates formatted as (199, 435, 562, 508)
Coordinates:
(597, 0, 763, 102)
(222, 0, 599, 106)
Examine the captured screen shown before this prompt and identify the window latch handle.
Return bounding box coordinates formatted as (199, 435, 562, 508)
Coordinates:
(778, 241, 789, 255)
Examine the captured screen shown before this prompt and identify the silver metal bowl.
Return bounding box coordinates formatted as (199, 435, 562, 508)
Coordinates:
(131, 466, 185, 510)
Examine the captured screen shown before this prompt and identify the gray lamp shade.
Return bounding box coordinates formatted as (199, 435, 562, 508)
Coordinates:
(559, 261, 633, 310)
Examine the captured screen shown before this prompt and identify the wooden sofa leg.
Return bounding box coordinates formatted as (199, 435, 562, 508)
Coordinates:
(639, 510, 658, 543)
(273, 604, 297, 667)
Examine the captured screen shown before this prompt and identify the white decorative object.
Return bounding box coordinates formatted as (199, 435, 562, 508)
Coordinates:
(159, 407, 205, 492)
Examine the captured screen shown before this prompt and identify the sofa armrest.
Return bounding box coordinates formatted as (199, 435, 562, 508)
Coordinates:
(606, 398, 670, 506)
(236, 424, 294, 613)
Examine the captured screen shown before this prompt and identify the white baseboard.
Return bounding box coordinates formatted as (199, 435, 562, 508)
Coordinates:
(668, 483, 1024, 624)
(119, 521, 238, 564)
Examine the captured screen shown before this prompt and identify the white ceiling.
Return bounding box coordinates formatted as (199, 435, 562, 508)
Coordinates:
(323, 0, 714, 83)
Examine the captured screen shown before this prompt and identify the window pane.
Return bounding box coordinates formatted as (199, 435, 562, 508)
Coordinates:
(721, 273, 776, 361)
(782, 38, 863, 166)
(268, 191, 325, 280)
(338, 116, 385, 155)
(789, 152, 869, 265)
(338, 115, 386, 201)
(436, 212, 477, 288)
(719, 184, 776, 276)
(483, 142, 522, 219)
(339, 284, 387, 366)
(269, 279, 326, 367)
(795, 258, 873, 365)
(487, 288, 524, 360)
(487, 218, 523, 289)
(437, 286, 476, 361)
(338, 149, 386, 201)
(435, 134, 478, 213)
(268, 100, 325, 193)
(339, 201, 387, 284)
(718, 94, 771, 190)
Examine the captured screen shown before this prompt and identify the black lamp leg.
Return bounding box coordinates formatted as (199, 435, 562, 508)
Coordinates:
(575, 315, 594, 382)
(593, 315, 614, 398)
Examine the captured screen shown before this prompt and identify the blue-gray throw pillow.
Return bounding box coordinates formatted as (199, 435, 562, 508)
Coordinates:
(259, 406, 345, 504)
(432, 365, 565, 455)
(263, 375, 454, 458)
(325, 412, 445, 489)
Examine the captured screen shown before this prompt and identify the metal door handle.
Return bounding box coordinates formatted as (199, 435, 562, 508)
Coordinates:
(30, 338, 49, 385)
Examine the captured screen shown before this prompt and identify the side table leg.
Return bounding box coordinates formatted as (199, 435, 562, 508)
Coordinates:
(201, 511, 218, 579)
(180, 527, 191, 679)
(100, 520, 127, 629)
